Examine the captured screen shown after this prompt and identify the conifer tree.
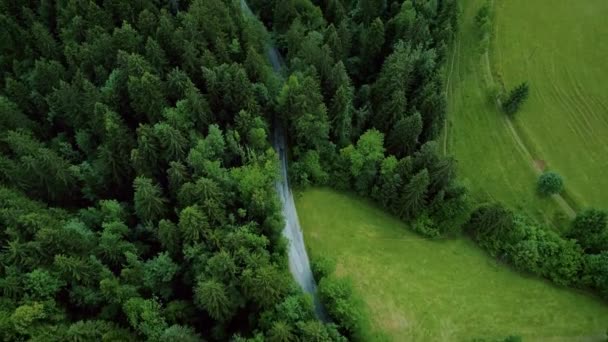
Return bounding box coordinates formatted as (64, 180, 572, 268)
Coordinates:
(503, 82, 530, 115)
(398, 169, 430, 219)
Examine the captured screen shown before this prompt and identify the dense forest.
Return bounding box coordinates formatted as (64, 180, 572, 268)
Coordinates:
(0, 0, 347, 340)
(1, 0, 606, 340)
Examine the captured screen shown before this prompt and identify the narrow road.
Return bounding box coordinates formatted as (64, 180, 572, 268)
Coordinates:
(239, 0, 328, 320)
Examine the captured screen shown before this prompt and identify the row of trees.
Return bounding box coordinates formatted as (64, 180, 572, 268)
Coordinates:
(0, 0, 346, 340)
(467, 204, 608, 297)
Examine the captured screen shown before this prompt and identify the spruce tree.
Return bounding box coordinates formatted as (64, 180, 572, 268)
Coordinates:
(503, 82, 530, 115)
(398, 169, 430, 219)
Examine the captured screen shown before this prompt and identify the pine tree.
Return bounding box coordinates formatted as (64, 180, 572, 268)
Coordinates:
(387, 112, 422, 157)
(503, 82, 530, 115)
(398, 169, 430, 219)
(194, 278, 234, 321)
(361, 18, 385, 79)
(133, 177, 168, 224)
(358, 0, 385, 24)
(329, 85, 354, 147)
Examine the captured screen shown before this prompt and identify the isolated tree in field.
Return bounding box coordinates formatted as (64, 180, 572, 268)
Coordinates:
(503, 82, 529, 115)
(537, 171, 563, 196)
(567, 209, 608, 253)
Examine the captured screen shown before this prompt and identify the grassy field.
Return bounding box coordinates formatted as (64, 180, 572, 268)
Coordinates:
(445, 0, 563, 226)
(296, 188, 608, 341)
(493, 0, 608, 210)
(446, 0, 608, 222)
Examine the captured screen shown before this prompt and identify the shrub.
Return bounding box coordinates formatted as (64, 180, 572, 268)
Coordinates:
(537, 171, 563, 196)
(318, 276, 368, 340)
(311, 255, 336, 281)
(290, 150, 329, 187)
(465, 203, 516, 256)
(411, 214, 441, 238)
(567, 209, 608, 253)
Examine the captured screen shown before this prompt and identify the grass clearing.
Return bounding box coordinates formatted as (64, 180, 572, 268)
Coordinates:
(296, 188, 608, 341)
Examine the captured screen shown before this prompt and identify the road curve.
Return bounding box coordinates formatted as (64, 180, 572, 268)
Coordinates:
(239, 0, 328, 320)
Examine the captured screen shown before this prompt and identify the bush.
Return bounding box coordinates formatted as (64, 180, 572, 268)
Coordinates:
(411, 214, 441, 238)
(537, 172, 563, 196)
(318, 276, 368, 341)
(465, 203, 517, 256)
(311, 255, 336, 281)
(567, 209, 608, 253)
(290, 150, 329, 187)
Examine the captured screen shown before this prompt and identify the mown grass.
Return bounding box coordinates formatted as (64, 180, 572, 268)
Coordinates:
(493, 0, 608, 210)
(447, 0, 608, 223)
(445, 0, 565, 226)
(296, 188, 608, 341)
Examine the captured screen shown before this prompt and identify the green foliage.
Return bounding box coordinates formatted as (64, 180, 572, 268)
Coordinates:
(0, 1, 345, 340)
(537, 171, 564, 196)
(411, 214, 441, 238)
(503, 82, 530, 115)
(194, 278, 234, 321)
(318, 274, 372, 341)
(133, 176, 168, 224)
(25, 269, 65, 299)
(568, 209, 608, 253)
(475, 1, 493, 53)
(467, 203, 585, 287)
(311, 255, 337, 280)
(290, 150, 329, 187)
(277, 73, 330, 152)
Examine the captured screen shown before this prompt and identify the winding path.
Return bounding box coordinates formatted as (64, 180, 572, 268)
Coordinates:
(240, 0, 328, 320)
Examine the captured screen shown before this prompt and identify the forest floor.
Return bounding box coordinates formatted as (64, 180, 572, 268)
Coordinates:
(296, 188, 608, 341)
(445, 0, 608, 226)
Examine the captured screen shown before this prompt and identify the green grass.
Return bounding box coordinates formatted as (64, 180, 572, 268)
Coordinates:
(447, 0, 608, 222)
(296, 188, 608, 341)
(446, 0, 564, 226)
(493, 0, 608, 210)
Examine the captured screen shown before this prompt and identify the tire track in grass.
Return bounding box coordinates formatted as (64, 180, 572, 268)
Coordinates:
(545, 61, 598, 150)
(566, 65, 608, 129)
(484, 1, 576, 218)
(443, 37, 460, 156)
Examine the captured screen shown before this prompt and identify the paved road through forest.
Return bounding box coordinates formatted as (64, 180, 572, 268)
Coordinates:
(239, 0, 328, 320)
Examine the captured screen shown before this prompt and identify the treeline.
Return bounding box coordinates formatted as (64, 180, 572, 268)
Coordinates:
(467, 204, 608, 299)
(465, 204, 608, 299)
(250, 0, 464, 240)
(0, 0, 346, 340)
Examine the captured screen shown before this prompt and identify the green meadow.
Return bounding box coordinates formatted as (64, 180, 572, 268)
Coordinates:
(446, 0, 608, 225)
(297, 188, 608, 341)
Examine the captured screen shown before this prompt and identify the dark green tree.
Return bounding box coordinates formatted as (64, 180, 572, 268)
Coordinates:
(503, 82, 530, 115)
(397, 169, 430, 219)
(133, 176, 168, 224)
(568, 209, 608, 253)
(537, 171, 563, 196)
